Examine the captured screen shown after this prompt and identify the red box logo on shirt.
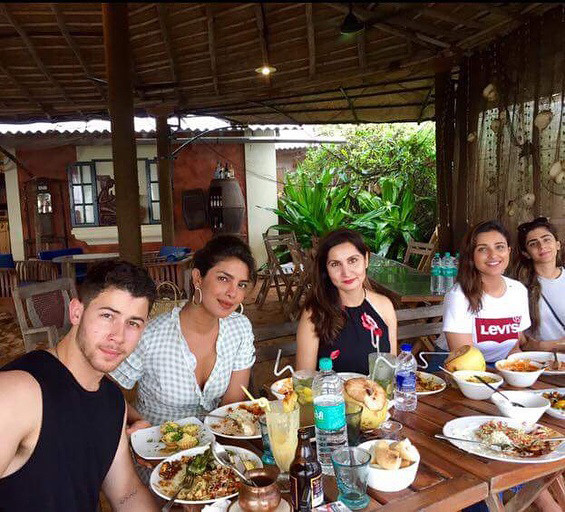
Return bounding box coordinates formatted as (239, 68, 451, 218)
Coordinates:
(475, 317, 521, 344)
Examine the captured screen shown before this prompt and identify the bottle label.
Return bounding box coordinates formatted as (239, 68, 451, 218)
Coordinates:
(311, 473, 324, 507)
(431, 266, 441, 276)
(396, 371, 416, 392)
(314, 402, 346, 430)
(290, 473, 324, 510)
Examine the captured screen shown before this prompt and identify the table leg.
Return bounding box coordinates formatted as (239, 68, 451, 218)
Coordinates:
(549, 474, 565, 510)
(485, 493, 505, 512)
(62, 261, 76, 281)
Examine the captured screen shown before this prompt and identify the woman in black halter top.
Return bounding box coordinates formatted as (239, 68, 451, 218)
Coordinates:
(296, 229, 397, 374)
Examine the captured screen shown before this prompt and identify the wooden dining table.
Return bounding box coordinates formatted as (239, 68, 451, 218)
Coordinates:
(367, 253, 444, 307)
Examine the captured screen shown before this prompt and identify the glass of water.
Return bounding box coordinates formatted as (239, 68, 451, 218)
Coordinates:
(331, 446, 371, 510)
(368, 352, 397, 400)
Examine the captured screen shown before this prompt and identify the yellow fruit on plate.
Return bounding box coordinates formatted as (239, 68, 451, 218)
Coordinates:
(445, 345, 486, 372)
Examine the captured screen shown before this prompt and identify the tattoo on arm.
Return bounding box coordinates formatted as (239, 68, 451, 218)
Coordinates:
(118, 486, 138, 507)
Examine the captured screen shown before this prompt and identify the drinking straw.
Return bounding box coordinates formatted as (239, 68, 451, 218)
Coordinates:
(241, 385, 271, 412)
(273, 348, 295, 377)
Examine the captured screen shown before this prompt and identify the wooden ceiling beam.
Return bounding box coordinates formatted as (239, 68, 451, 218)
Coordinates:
(305, 4, 316, 78)
(206, 6, 220, 95)
(340, 87, 359, 122)
(51, 4, 106, 102)
(358, 29, 367, 70)
(247, 100, 299, 124)
(254, 3, 271, 85)
(156, 2, 181, 108)
(416, 6, 483, 29)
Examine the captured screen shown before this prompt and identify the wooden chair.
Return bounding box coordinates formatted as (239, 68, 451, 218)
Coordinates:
(396, 304, 444, 354)
(403, 240, 436, 270)
(13, 277, 78, 352)
(144, 257, 191, 295)
(0, 268, 18, 317)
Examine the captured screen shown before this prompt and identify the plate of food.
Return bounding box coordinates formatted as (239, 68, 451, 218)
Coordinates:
(507, 351, 565, 375)
(131, 417, 216, 460)
(442, 415, 565, 463)
(150, 444, 262, 505)
(532, 388, 565, 420)
(416, 371, 446, 396)
(204, 401, 265, 439)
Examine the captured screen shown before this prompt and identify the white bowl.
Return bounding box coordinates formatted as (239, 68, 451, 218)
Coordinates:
(495, 359, 545, 388)
(358, 439, 420, 492)
(490, 391, 550, 424)
(452, 370, 504, 400)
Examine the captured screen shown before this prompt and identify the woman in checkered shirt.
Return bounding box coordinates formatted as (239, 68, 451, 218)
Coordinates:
(111, 235, 257, 432)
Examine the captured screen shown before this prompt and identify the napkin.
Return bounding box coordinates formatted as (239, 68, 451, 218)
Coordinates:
(201, 498, 232, 512)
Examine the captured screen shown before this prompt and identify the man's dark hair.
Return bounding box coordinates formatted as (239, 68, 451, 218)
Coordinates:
(78, 260, 157, 311)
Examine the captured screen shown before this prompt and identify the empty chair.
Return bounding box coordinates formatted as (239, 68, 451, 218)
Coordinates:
(13, 277, 78, 352)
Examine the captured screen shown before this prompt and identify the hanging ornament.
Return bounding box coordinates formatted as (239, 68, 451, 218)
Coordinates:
(467, 132, 477, 142)
(534, 110, 553, 131)
(521, 193, 535, 207)
(549, 161, 563, 178)
(482, 83, 498, 102)
(555, 172, 565, 185)
(506, 200, 516, 217)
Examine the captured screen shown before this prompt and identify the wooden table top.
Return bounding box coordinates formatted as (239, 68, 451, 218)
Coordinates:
(367, 254, 444, 305)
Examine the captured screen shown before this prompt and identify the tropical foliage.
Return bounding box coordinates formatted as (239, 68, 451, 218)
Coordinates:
(273, 123, 437, 260)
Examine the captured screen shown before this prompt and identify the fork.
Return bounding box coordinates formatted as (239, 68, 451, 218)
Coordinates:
(474, 375, 525, 408)
(162, 470, 195, 512)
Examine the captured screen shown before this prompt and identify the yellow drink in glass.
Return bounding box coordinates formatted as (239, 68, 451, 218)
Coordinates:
(266, 400, 299, 474)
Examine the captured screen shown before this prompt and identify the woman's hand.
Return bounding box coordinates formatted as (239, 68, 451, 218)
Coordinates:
(126, 419, 151, 436)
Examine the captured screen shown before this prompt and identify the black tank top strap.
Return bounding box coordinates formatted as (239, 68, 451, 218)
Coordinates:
(0, 350, 124, 512)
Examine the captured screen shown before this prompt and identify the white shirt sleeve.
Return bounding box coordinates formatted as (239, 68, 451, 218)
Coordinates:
(231, 316, 256, 372)
(110, 334, 146, 389)
(516, 282, 532, 332)
(442, 285, 475, 334)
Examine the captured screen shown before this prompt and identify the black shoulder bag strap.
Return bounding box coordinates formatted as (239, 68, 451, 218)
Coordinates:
(541, 293, 565, 331)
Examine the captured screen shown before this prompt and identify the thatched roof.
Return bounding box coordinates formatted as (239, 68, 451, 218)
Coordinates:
(0, 2, 556, 124)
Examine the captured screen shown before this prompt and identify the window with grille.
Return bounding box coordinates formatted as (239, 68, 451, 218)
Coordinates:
(68, 162, 97, 226)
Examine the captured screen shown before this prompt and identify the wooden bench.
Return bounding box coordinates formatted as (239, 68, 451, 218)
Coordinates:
(396, 304, 444, 353)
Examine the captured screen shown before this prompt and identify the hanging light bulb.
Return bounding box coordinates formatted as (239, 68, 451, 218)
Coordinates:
(255, 64, 277, 76)
(340, 3, 364, 35)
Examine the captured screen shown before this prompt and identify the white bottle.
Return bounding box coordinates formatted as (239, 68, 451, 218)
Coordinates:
(442, 252, 455, 292)
(394, 344, 417, 412)
(430, 252, 443, 295)
(312, 357, 348, 475)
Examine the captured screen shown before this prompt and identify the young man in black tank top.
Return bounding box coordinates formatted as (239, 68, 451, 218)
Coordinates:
(0, 260, 159, 512)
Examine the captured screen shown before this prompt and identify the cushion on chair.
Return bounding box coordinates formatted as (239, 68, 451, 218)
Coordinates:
(159, 246, 191, 262)
(26, 290, 71, 330)
(0, 253, 15, 269)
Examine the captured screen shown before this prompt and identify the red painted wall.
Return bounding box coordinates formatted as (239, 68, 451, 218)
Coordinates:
(15, 142, 248, 255)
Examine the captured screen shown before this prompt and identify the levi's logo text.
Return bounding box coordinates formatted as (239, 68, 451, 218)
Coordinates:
(475, 317, 521, 344)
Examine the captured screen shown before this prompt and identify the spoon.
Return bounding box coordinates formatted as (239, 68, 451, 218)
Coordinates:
(210, 442, 258, 487)
(439, 366, 453, 375)
(474, 375, 525, 408)
(552, 351, 560, 371)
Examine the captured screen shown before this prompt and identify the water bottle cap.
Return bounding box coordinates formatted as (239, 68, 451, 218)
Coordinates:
(445, 252, 451, 257)
(434, 252, 440, 257)
(401, 344, 412, 352)
(319, 358, 332, 371)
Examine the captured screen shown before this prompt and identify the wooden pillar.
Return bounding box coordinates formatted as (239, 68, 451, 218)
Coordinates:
(156, 114, 175, 245)
(435, 70, 455, 253)
(102, 4, 141, 265)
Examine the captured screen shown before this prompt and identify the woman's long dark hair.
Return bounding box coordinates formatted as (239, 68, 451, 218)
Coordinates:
(514, 217, 563, 334)
(303, 228, 369, 346)
(457, 220, 511, 314)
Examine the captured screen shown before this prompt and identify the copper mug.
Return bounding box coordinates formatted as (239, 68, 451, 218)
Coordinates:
(238, 467, 281, 512)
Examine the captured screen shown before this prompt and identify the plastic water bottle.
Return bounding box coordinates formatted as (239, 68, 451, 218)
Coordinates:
(312, 357, 348, 475)
(442, 252, 456, 292)
(430, 253, 444, 295)
(394, 344, 417, 412)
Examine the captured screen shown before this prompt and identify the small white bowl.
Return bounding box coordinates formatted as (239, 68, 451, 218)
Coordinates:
(490, 391, 550, 424)
(358, 439, 420, 492)
(452, 370, 504, 400)
(495, 359, 545, 388)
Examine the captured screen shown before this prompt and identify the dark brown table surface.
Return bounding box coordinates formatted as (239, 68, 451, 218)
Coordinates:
(367, 254, 444, 306)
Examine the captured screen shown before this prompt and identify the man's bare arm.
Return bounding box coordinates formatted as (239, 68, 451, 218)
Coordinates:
(101, 407, 159, 511)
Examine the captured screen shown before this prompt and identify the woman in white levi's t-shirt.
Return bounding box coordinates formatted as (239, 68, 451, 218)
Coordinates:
(438, 220, 530, 363)
(515, 217, 565, 352)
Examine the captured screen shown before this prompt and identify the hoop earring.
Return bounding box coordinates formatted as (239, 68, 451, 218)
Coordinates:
(237, 303, 244, 315)
(192, 287, 203, 306)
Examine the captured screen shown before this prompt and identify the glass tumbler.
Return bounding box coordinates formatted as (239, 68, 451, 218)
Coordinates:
(331, 446, 371, 510)
(259, 416, 275, 465)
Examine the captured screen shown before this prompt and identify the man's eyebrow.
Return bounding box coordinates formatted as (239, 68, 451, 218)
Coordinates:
(99, 307, 145, 323)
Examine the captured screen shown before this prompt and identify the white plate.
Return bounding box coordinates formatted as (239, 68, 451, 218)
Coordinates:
(150, 444, 262, 505)
(131, 417, 215, 460)
(530, 388, 565, 420)
(442, 415, 565, 464)
(204, 401, 263, 440)
(338, 372, 367, 381)
(416, 372, 447, 396)
(507, 351, 565, 375)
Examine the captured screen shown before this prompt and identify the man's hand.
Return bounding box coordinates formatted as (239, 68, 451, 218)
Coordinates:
(126, 419, 151, 436)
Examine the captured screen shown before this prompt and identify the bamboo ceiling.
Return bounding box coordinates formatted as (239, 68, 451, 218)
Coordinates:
(0, 2, 557, 125)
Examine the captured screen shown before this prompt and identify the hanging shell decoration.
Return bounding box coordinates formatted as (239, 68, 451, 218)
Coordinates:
(467, 132, 477, 142)
(534, 110, 553, 131)
(521, 193, 535, 207)
(506, 200, 516, 217)
(549, 161, 563, 179)
(555, 171, 565, 185)
(482, 83, 498, 102)
(490, 119, 502, 133)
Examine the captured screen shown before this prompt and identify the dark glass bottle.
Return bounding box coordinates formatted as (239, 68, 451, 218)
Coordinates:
(289, 428, 324, 511)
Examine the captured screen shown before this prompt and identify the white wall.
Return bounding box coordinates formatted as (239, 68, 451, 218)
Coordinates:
(4, 149, 25, 260)
(244, 129, 278, 267)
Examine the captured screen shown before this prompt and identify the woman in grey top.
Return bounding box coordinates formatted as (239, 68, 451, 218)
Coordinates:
(515, 217, 565, 352)
(111, 235, 257, 431)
